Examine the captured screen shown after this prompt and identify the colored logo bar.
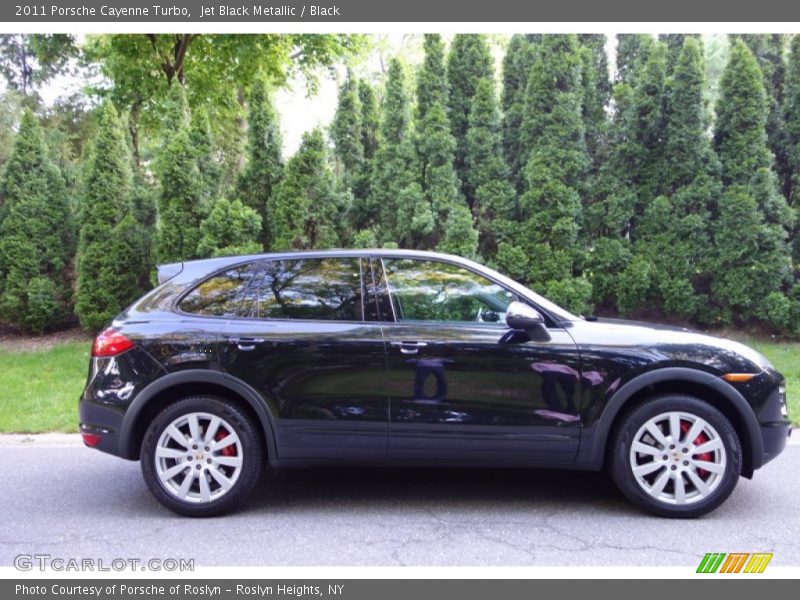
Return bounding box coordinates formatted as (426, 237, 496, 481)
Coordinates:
(697, 553, 773, 573)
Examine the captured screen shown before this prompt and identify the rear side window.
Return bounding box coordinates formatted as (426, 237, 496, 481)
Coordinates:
(179, 264, 257, 317)
(246, 258, 364, 321)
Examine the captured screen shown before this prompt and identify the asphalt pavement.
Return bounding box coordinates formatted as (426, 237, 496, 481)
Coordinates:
(1, 435, 798, 567)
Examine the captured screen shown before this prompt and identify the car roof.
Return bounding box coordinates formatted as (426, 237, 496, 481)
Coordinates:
(159, 249, 483, 282)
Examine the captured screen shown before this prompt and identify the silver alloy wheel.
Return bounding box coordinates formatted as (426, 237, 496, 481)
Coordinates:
(629, 411, 727, 505)
(154, 412, 244, 504)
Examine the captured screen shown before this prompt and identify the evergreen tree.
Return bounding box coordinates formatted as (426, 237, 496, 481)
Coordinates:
(358, 80, 380, 162)
(75, 102, 144, 331)
(503, 35, 592, 313)
(627, 39, 670, 224)
(416, 97, 460, 234)
(734, 35, 789, 199)
(350, 79, 380, 231)
(446, 34, 494, 195)
(189, 108, 222, 207)
(635, 38, 722, 319)
(370, 59, 430, 247)
(662, 39, 719, 193)
(616, 34, 652, 83)
(438, 204, 479, 259)
(583, 82, 637, 310)
(331, 73, 364, 200)
(712, 40, 794, 325)
(197, 198, 262, 257)
(237, 75, 283, 249)
(659, 34, 700, 71)
(156, 86, 205, 262)
(130, 167, 156, 290)
(416, 34, 448, 120)
(502, 34, 538, 190)
(271, 129, 348, 250)
(784, 35, 800, 258)
(463, 77, 516, 257)
(0, 110, 74, 332)
(577, 34, 611, 172)
(586, 39, 677, 315)
(415, 34, 476, 253)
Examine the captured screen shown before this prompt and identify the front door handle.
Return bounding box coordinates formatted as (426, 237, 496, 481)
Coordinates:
(390, 341, 428, 355)
(227, 337, 265, 351)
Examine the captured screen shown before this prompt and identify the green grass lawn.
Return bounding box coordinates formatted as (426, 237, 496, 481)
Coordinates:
(746, 339, 800, 425)
(0, 335, 797, 433)
(0, 340, 89, 432)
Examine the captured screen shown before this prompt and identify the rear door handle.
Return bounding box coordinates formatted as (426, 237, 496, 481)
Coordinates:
(390, 341, 428, 355)
(228, 337, 266, 351)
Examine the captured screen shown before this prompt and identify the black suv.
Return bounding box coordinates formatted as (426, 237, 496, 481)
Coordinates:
(79, 250, 791, 517)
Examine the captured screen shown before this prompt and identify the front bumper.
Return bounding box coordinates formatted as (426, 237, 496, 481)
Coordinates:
(761, 421, 792, 466)
(753, 377, 792, 468)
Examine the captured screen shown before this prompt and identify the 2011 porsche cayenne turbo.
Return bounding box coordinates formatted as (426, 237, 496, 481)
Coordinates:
(79, 249, 791, 517)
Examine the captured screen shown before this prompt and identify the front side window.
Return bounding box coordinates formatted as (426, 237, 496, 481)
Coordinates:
(245, 258, 364, 321)
(381, 258, 517, 324)
(179, 264, 257, 317)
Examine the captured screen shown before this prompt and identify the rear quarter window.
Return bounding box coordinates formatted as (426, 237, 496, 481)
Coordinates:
(179, 264, 257, 317)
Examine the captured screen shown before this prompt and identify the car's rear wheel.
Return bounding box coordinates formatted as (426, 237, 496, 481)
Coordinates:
(609, 394, 741, 518)
(141, 396, 263, 517)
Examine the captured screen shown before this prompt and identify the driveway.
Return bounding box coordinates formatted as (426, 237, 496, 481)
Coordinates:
(1, 435, 798, 567)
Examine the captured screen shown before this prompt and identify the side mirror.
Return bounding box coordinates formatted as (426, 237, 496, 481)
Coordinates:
(505, 301, 550, 342)
(506, 301, 544, 329)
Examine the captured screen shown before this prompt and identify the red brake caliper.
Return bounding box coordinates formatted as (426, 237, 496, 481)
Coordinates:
(680, 420, 711, 478)
(215, 428, 236, 457)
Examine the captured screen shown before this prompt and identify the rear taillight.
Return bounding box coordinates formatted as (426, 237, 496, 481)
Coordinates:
(91, 327, 135, 358)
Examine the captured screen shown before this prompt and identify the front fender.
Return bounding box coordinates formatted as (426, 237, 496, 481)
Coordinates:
(576, 367, 764, 473)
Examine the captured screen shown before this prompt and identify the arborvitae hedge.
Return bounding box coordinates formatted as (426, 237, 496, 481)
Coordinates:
(0, 110, 74, 332)
(446, 34, 494, 201)
(371, 58, 430, 247)
(198, 198, 262, 258)
(271, 129, 347, 250)
(712, 40, 794, 326)
(464, 77, 516, 258)
(8, 34, 800, 337)
(155, 87, 205, 263)
(237, 75, 283, 249)
(75, 102, 142, 331)
(509, 35, 592, 314)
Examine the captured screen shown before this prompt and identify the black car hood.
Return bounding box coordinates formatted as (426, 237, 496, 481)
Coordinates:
(564, 316, 773, 373)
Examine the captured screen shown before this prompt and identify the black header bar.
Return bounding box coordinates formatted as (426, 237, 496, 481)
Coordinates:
(4, 0, 800, 23)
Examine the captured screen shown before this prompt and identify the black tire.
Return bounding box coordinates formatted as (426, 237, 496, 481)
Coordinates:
(141, 396, 263, 517)
(609, 394, 741, 518)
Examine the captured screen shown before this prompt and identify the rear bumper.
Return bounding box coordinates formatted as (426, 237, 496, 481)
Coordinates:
(78, 401, 127, 459)
(78, 348, 167, 460)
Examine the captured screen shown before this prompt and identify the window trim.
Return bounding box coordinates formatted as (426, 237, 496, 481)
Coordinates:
(366, 257, 396, 323)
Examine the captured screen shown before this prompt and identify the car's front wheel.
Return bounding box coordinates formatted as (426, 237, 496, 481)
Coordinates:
(141, 396, 263, 517)
(609, 394, 741, 518)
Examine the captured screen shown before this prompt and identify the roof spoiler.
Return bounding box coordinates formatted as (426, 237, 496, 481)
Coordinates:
(157, 262, 184, 285)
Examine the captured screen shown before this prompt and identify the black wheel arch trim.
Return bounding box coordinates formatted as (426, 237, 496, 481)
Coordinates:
(578, 367, 764, 474)
(117, 369, 278, 461)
